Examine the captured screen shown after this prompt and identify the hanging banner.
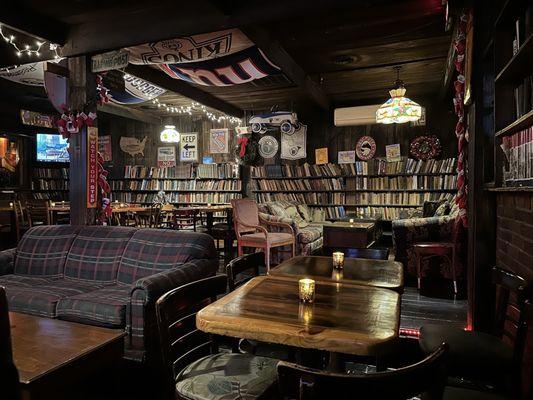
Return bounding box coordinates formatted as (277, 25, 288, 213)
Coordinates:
(127, 29, 253, 64)
(281, 124, 307, 160)
(98, 135, 113, 162)
(0, 62, 45, 86)
(209, 128, 229, 154)
(91, 49, 129, 73)
(338, 150, 356, 164)
(120, 136, 147, 156)
(87, 127, 99, 209)
(106, 72, 166, 105)
(159, 46, 280, 86)
(315, 148, 328, 165)
(180, 133, 198, 162)
(20, 110, 54, 128)
(386, 144, 402, 162)
(157, 146, 176, 167)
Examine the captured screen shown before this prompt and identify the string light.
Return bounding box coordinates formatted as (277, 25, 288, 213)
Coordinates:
(0, 25, 61, 60)
(151, 98, 241, 125)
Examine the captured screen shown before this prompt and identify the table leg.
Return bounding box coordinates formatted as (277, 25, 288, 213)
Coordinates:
(206, 211, 214, 233)
(326, 352, 344, 372)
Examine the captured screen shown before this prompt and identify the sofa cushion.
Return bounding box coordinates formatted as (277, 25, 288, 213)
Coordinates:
(241, 232, 293, 246)
(298, 226, 323, 244)
(5, 278, 109, 317)
(64, 226, 137, 283)
(267, 202, 291, 219)
(296, 204, 312, 222)
(285, 205, 309, 228)
(57, 284, 131, 328)
(14, 225, 82, 277)
(117, 229, 217, 284)
(310, 208, 326, 222)
(0, 274, 58, 288)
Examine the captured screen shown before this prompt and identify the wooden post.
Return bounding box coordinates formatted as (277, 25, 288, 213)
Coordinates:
(68, 56, 97, 225)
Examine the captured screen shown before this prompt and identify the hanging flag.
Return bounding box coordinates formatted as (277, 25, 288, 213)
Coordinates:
(105, 72, 166, 104)
(159, 46, 280, 86)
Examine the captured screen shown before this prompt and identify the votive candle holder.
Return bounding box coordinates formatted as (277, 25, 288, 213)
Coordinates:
(298, 278, 315, 303)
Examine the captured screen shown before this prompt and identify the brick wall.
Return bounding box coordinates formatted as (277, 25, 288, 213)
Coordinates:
(496, 192, 533, 398)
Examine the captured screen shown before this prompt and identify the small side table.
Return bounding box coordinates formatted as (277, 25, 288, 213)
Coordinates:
(412, 242, 458, 295)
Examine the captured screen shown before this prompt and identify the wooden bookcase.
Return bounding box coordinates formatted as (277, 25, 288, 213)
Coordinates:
(30, 167, 70, 201)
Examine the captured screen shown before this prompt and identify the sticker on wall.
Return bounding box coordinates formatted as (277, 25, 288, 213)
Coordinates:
(355, 136, 376, 160)
(258, 135, 279, 158)
(120, 136, 147, 156)
(338, 150, 356, 164)
(315, 148, 328, 165)
(281, 124, 307, 160)
(386, 143, 402, 162)
(157, 146, 176, 167)
(98, 135, 113, 162)
(180, 133, 198, 162)
(209, 128, 229, 154)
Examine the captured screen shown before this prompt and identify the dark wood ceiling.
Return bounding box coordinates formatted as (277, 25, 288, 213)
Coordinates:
(1, 0, 454, 116)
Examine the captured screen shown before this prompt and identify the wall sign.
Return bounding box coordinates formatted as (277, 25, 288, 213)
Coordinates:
(0, 62, 45, 86)
(258, 135, 279, 158)
(355, 136, 376, 160)
(120, 136, 147, 156)
(157, 146, 176, 167)
(209, 128, 229, 153)
(180, 133, 198, 162)
(98, 135, 112, 162)
(281, 124, 306, 160)
(91, 50, 129, 73)
(315, 148, 328, 165)
(20, 110, 54, 128)
(338, 150, 356, 164)
(386, 143, 402, 162)
(87, 127, 99, 209)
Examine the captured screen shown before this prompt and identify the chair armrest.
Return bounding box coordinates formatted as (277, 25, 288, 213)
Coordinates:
(0, 248, 16, 276)
(258, 213, 296, 236)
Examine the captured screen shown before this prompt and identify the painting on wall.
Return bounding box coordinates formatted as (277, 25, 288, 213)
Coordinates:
(0, 137, 20, 187)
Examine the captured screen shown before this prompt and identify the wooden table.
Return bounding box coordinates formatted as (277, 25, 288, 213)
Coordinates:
(269, 256, 404, 292)
(197, 276, 400, 356)
(178, 204, 232, 231)
(10, 312, 125, 400)
(323, 221, 377, 250)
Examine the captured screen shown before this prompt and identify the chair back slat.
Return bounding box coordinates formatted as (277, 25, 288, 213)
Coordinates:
(26, 199, 51, 227)
(226, 252, 264, 291)
(231, 199, 260, 235)
(277, 344, 448, 400)
(156, 275, 228, 383)
(0, 287, 21, 400)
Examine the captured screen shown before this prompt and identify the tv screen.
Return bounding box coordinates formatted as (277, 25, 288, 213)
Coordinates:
(36, 133, 70, 163)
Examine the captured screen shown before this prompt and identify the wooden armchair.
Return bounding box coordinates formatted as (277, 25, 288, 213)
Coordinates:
(231, 199, 295, 271)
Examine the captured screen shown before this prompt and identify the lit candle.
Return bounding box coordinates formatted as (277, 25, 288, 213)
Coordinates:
(50, 202, 56, 207)
(9, 202, 13, 207)
(332, 251, 344, 269)
(349, 218, 354, 223)
(207, 203, 212, 207)
(298, 278, 315, 303)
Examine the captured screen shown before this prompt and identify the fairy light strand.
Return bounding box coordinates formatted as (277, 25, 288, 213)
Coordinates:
(151, 98, 241, 125)
(0, 24, 61, 60)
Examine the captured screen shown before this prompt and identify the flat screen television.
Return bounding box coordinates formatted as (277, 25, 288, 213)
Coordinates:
(36, 133, 70, 163)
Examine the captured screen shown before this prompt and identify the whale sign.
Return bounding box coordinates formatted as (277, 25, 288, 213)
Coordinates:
(180, 133, 198, 162)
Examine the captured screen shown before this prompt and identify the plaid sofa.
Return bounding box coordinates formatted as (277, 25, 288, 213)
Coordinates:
(0, 225, 217, 364)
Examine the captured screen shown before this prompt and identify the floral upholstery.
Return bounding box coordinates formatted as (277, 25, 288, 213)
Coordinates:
(175, 353, 278, 400)
(297, 225, 322, 244)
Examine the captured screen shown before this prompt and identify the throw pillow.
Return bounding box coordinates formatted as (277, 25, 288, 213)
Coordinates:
(268, 203, 291, 219)
(311, 208, 326, 222)
(296, 204, 312, 222)
(285, 205, 309, 228)
(434, 202, 451, 217)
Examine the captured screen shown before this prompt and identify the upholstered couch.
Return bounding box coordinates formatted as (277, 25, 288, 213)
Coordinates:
(0, 225, 217, 364)
(258, 201, 332, 256)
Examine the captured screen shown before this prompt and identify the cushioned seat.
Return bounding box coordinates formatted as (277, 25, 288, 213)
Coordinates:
(5, 279, 109, 318)
(419, 324, 513, 380)
(0, 275, 59, 288)
(297, 226, 322, 244)
(56, 284, 131, 328)
(175, 353, 278, 400)
(240, 232, 293, 246)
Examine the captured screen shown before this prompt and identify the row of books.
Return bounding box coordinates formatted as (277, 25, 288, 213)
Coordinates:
(345, 192, 455, 205)
(502, 125, 533, 184)
(32, 180, 69, 190)
(310, 206, 346, 220)
(345, 175, 458, 190)
(252, 178, 343, 192)
(254, 192, 346, 204)
(32, 191, 69, 201)
(110, 179, 242, 191)
(251, 158, 457, 178)
(122, 163, 239, 179)
(33, 168, 69, 179)
(110, 192, 241, 204)
(346, 207, 418, 220)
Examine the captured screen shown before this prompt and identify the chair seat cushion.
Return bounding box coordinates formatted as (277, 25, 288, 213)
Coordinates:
(241, 232, 293, 246)
(0, 274, 59, 288)
(175, 353, 278, 400)
(5, 279, 109, 317)
(419, 324, 514, 379)
(56, 284, 131, 328)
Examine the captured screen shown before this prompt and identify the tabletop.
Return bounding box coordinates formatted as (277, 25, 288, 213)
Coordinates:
(10, 312, 124, 384)
(197, 276, 400, 356)
(178, 204, 232, 213)
(324, 221, 375, 230)
(269, 256, 404, 292)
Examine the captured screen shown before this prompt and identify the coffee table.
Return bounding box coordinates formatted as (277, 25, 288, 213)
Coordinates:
(10, 312, 125, 400)
(323, 221, 376, 250)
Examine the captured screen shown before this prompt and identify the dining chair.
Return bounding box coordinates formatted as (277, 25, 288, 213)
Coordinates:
(277, 343, 448, 400)
(52, 201, 70, 224)
(226, 251, 264, 292)
(171, 209, 198, 231)
(155, 275, 278, 400)
(13, 201, 30, 242)
(26, 199, 51, 227)
(345, 247, 390, 260)
(231, 198, 295, 271)
(135, 205, 162, 228)
(0, 200, 13, 234)
(0, 287, 21, 400)
(419, 267, 533, 395)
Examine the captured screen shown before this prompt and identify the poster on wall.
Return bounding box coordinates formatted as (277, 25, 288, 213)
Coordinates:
(98, 135, 112, 162)
(120, 136, 147, 156)
(281, 124, 306, 160)
(20, 110, 54, 128)
(87, 127, 98, 209)
(209, 128, 229, 153)
(180, 133, 198, 162)
(338, 150, 356, 164)
(157, 146, 176, 167)
(386, 143, 402, 162)
(315, 148, 328, 165)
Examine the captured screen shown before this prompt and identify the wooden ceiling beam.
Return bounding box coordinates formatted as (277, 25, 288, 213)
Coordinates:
(125, 64, 243, 117)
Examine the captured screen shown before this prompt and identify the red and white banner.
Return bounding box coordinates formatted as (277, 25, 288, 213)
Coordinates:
(87, 127, 99, 208)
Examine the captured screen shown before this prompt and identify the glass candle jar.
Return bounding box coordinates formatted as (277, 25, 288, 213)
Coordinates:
(298, 278, 315, 303)
(332, 251, 345, 269)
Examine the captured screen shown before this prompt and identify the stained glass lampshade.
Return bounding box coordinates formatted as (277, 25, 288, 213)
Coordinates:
(376, 86, 422, 124)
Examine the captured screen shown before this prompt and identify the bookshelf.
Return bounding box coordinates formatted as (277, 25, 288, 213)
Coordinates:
(251, 159, 458, 221)
(109, 163, 242, 205)
(31, 167, 69, 200)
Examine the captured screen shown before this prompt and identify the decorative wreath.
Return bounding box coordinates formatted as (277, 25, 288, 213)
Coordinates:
(234, 135, 260, 165)
(410, 135, 442, 160)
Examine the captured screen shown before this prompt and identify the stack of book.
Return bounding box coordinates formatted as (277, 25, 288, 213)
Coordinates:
(502, 125, 533, 186)
(33, 168, 69, 179)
